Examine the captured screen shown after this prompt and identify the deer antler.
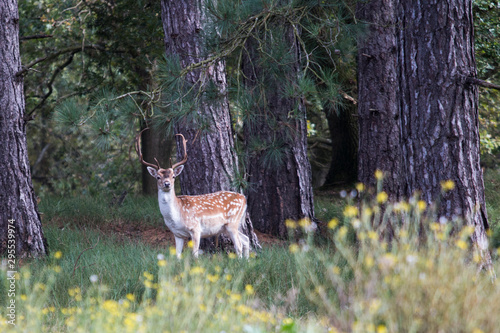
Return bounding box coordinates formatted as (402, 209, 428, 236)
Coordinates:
(135, 128, 161, 169)
(172, 133, 188, 169)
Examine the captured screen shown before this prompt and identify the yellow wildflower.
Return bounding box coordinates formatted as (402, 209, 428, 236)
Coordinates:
(298, 218, 311, 229)
(328, 218, 339, 229)
(377, 325, 388, 333)
(337, 226, 348, 238)
(417, 200, 427, 212)
(376, 191, 388, 204)
(189, 266, 205, 275)
(441, 179, 455, 191)
(102, 300, 120, 316)
(343, 205, 358, 217)
(331, 266, 341, 275)
(374, 169, 384, 180)
(54, 251, 63, 259)
(363, 207, 373, 217)
(289, 244, 299, 253)
(355, 182, 365, 192)
(245, 284, 254, 295)
(364, 255, 374, 268)
(285, 219, 297, 229)
(207, 274, 219, 283)
(455, 239, 468, 250)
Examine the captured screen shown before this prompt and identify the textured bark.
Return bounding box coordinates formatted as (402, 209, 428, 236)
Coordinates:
(0, 0, 47, 257)
(397, 0, 489, 248)
(357, 0, 404, 198)
(161, 0, 238, 194)
(160, 0, 259, 249)
(243, 33, 315, 238)
(357, 0, 490, 257)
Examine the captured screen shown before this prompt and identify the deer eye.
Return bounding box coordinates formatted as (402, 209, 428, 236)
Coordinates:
(156, 176, 161, 180)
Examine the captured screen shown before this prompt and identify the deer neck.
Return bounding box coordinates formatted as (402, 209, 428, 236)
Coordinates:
(157, 188, 182, 223)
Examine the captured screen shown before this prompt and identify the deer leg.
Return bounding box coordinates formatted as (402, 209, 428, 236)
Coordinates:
(174, 236, 185, 259)
(191, 231, 201, 258)
(227, 227, 243, 258)
(239, 231, 250, 258)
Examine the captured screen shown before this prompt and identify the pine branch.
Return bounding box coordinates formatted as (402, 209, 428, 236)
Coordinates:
(25, 54, 76, 121)
(20, 34, 53, 41)
(16, 44, 121, 77)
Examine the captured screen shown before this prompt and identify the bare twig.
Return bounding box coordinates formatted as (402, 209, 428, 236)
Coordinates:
(71, 236, 100, 277)
(20, 34, 53, 41)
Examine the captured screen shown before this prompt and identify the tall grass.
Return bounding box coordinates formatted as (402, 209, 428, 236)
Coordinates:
(38, 195, 162, 226)
(1, 169, 500, 332)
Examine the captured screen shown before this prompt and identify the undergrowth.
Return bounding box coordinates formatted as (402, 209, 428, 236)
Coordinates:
(1, 169, 500, 332)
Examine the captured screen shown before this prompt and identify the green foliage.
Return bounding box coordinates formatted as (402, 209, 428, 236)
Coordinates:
(474, 1, 500, 164)
(20, 0, 165, 196)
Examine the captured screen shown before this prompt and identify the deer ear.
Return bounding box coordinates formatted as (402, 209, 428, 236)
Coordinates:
(147, 167, 158, 178)
(173, 165, 184, 177)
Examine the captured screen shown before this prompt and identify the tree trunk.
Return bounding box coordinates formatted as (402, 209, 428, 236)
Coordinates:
(357, 0, 491, 263)
(357, 0, 404, 198)
(140, 124, 172, 195)
(397, 0, 489, 251)
(323, 102, 358, 186)
(242, 33, 315, 238)
(0, 0, 47, 257)
(135, 63, 173, 196)
(160, 0, 259, 250)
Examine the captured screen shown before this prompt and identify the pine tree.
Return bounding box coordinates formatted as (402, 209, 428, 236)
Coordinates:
(357, 0, 492, 267)
(0, 0, 47, 257)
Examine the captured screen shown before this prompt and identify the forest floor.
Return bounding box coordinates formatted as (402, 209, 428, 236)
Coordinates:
(43, 214, 286, 250)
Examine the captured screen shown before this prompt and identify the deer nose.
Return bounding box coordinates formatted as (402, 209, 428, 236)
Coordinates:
(163, 181, 171, 188)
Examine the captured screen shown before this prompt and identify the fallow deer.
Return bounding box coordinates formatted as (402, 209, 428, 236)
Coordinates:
(135, 128, 250, 258)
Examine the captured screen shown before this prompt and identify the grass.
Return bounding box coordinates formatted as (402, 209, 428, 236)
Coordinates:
(38, 194, 162, 226)
(1, 168, 500, 332)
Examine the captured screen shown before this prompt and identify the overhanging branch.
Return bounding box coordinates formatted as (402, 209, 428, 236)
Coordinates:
(16, 44, 108, 77)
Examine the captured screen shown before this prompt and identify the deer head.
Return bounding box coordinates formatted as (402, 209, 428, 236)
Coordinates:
(134, 128, 188, 192)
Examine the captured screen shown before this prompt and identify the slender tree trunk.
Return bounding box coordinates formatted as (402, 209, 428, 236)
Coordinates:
(0, 0, 47, 257)
(141, 124, 172, 195)
(243, 32, 315, 238)
(323, 102, 358, 186)
(357, 0, 404, 199)
(160, 0, 259, 249)
(357, 0, 491, 265)
(135, 65, 173, 196)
